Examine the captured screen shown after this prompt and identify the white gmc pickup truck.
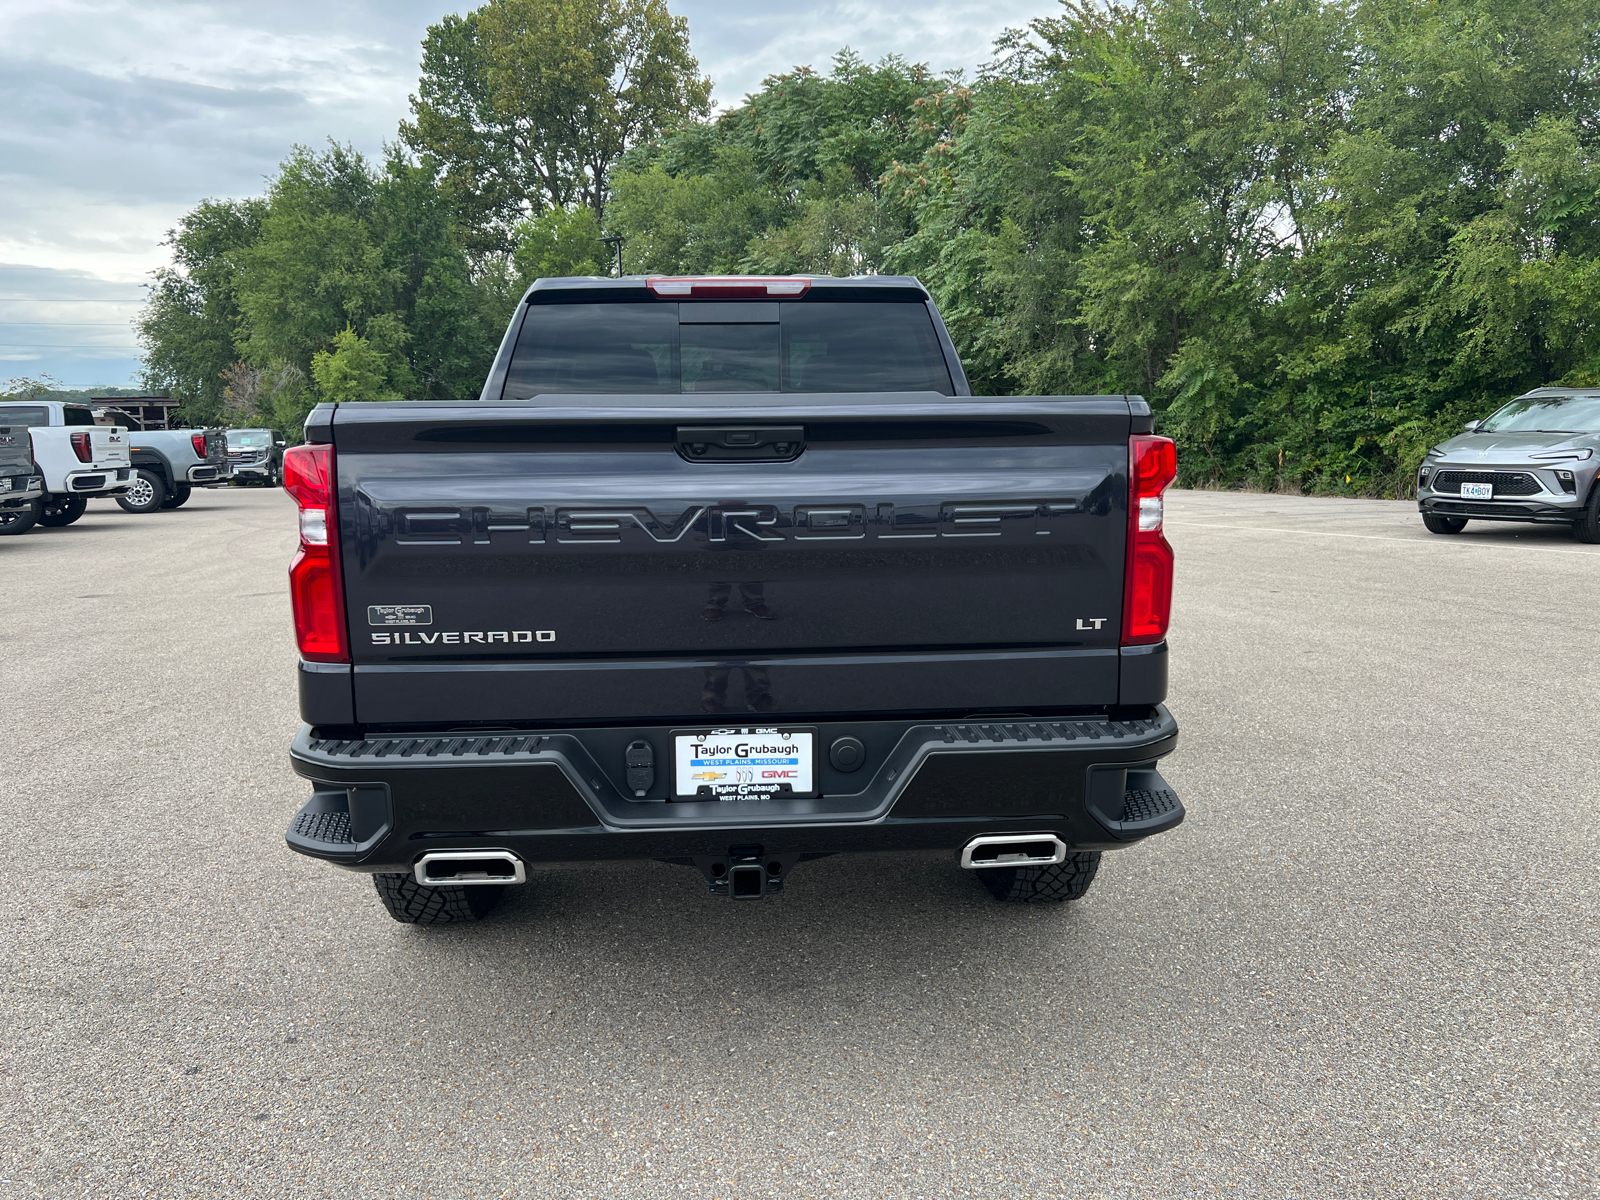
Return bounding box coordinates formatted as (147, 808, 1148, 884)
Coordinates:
(0, 401, 131, 528)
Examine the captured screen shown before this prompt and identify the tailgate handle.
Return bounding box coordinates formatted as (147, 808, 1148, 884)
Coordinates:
(676, 425, 805, 462)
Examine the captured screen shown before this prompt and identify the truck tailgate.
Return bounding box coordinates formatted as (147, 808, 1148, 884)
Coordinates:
(90, 428, 129, 468)
(332, 396, 1134, 725)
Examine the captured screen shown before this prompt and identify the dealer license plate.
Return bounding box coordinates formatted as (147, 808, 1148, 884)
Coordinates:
(674, 728, 815, 802)
(1460, 482, 1494, 499)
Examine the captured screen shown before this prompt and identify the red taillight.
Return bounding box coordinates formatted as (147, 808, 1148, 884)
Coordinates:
(191, 432, 207, 458)
(647, 276, 810, 298)
(283, 443, 348, 662)
(1122, 434, 1177, 646)
(69, 431, 93, 463)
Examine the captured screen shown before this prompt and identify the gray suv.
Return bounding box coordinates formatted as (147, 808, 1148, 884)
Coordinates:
(1417, 387, 1600, 542)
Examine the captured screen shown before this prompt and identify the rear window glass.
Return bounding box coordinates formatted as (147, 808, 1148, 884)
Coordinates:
(0, 405, 50, 428)
(61, 406, 95, 426)
(503, 300, 953, 399)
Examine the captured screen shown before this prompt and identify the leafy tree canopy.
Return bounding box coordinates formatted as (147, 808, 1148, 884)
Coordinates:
(135, 0, 1600, 495)
(138, 143, 501, 435)
(311, 325, 402, 403)
(402, 0, 711, 255)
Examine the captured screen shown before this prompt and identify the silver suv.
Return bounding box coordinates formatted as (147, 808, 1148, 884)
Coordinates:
(1417, 387, 1600, 542)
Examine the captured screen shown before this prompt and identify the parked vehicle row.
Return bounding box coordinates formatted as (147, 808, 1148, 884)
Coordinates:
(0, 400, 281, 535)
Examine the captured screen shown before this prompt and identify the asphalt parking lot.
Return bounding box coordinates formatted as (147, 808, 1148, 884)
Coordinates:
(2, 486, 1596, 1198)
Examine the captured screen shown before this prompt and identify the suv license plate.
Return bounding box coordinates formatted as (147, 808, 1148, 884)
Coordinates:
(674, 728, 815, 802)
(1460, 482, 1494, 499)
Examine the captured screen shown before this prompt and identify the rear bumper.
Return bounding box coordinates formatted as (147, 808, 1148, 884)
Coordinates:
(188, 463, 227, 483)
(1, 475, 42, 506)
(285, 708, 1184, 872)
(65, 467, 131, 496)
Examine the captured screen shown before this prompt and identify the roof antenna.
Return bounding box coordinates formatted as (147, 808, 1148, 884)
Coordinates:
(600, 235, 623, 278)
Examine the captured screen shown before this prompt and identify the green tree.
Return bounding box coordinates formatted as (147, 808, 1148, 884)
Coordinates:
(512, 205, 607, 282)
(136, 198, 265, 425)
(311, 326, 401, 402)
(605, 50, 967, 276)
(0, 375, 63, 400)
(402, 0, 711, 254)
(138, 143, 504, 420)
(229, 142, 497, 401)
(884, 0, 1600, 494)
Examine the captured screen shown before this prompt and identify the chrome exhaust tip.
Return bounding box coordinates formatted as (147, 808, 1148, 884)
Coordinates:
(960, 834, 1068, 870)
(412, 850, 526, 887)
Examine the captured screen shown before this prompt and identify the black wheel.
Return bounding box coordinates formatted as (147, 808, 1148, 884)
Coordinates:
(372, 873, 504, 924)
(37, 495, 87, 527)
(1573, 485, 1600, 544)
(976, 851, 1101, 903)
(115, 469, 167, 514)
(160, 484, 192, 510)
(1422, 513, 1467, 535)
(0, 502, 39, 535)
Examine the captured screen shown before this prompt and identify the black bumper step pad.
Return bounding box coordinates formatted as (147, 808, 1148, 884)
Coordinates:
(1121, 787, 1181, 824)
(289, 809, 353, 845)
(303, 716, 1170, 764)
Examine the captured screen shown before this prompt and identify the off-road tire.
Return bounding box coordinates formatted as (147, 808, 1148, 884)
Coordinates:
(1573, 485, 1600, 544)
(0, 502, 39, 534)
(372, 873, 505, 924)
(38, 495, 87, 527)
(116, 469, 167, 514)
(1422, 513, 1467, 535)
(160, 484, 192, 510)
(977, 851, 1102, 903)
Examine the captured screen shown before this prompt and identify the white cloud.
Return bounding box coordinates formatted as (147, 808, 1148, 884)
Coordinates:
(1, 0, 1052, 385)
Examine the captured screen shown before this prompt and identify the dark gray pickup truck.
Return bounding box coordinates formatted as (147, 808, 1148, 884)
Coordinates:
(0, 421, 43, 534)
(283, 275, 1183, 924)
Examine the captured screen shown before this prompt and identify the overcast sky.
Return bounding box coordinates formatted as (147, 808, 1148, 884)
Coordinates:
(0, 0, 1048, 389)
